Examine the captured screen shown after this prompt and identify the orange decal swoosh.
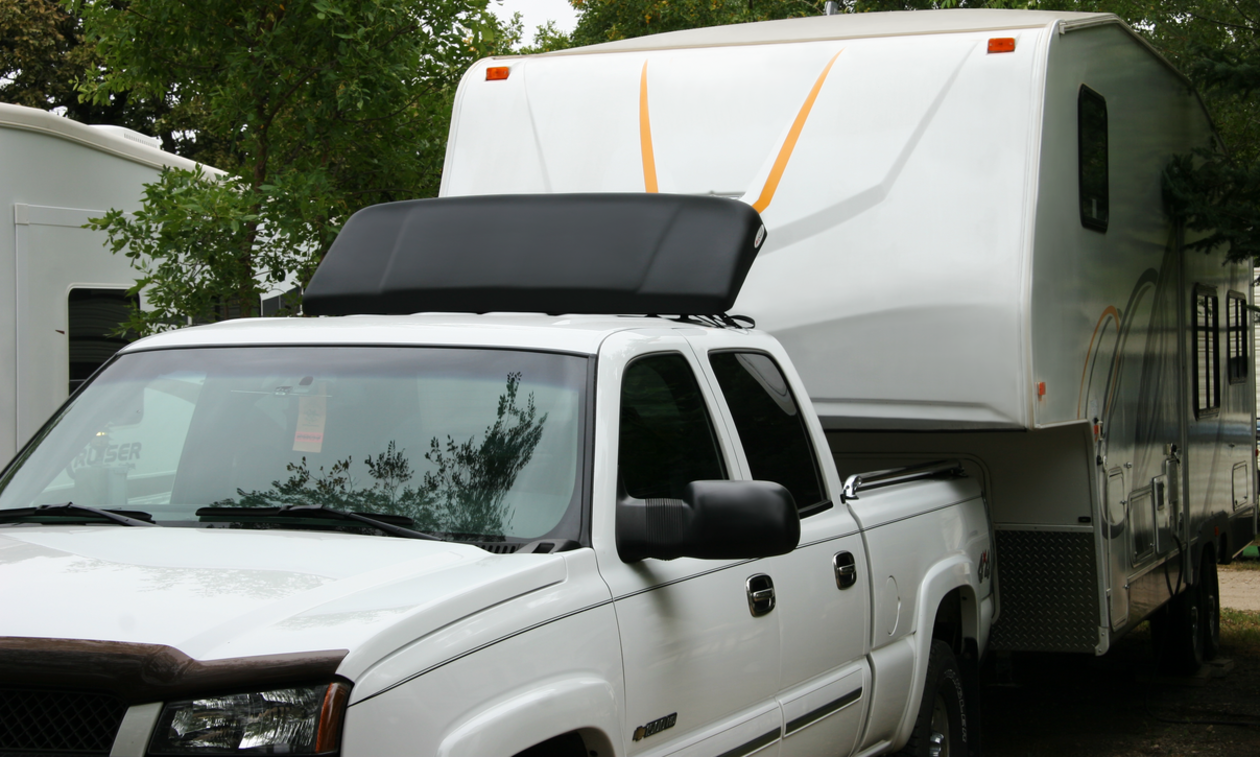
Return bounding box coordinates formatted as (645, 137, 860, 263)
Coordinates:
(752, 49, 843, 213)
(639, 62, 658, 194)
(1077, 305, 1120, 418)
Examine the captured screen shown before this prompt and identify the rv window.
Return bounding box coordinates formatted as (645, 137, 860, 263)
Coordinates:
(68, 288, 137, 395)
(1194, 287, 1220, 418)
(709, 351, 825, 512)
(1078, 86, 1109, 233)
(1227, 291, 1248, 384)
(619, 353, 727, 501)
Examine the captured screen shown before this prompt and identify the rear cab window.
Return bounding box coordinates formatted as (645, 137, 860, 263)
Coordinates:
(707, 351, 826, 514)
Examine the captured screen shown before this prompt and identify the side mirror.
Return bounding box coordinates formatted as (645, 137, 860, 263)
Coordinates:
(616, 480, 801, 563)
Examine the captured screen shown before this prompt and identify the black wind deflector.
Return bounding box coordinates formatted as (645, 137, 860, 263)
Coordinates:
(302, 193, 767, 316)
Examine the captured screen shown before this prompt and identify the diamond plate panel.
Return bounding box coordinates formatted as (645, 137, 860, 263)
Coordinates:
(989, 529, 1100, 653)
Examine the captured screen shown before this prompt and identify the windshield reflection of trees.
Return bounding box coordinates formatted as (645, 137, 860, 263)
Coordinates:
(214, 373, 547, 540)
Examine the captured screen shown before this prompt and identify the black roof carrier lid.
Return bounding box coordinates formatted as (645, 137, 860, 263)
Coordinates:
(302, 193, 767, 317)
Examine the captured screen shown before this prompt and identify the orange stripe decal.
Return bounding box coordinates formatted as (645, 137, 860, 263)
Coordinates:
(639, 62, 658, 194)
(752, 50, 843, 213)
(1076, 306, 1120, 418)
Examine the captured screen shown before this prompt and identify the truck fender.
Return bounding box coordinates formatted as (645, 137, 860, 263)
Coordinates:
(436, 675, 621, 757)
(892, 553, 982, 750)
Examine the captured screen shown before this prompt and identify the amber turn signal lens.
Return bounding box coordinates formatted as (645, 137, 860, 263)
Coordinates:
(988, 38, 1015, 54)
(315, 682, 352, 752)
(486, 66, 510, 81)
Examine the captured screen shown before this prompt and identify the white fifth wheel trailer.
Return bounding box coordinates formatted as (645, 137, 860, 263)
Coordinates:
(0, 104, 227, 467)
(441, 9, 1257, 670)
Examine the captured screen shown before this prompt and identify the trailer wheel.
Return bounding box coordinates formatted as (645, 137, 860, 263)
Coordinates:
(1200, 554, 1221, 661)
(1152, 574, 1204, 676)
(899, 641, 969, 757)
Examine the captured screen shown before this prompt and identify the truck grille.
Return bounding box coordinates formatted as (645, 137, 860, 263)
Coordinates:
(0, 688, 126, 755)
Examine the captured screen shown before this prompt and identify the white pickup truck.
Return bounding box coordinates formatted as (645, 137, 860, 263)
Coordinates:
(0, 194, 992, 757)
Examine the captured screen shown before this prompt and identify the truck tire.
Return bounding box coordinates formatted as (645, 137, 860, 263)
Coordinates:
(513, 733, 587, 757)
(899, 640, 970, 757)
(1200, 554, 1221, 661)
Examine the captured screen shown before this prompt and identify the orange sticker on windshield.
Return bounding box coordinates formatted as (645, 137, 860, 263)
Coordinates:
(294, 390, 327, 453)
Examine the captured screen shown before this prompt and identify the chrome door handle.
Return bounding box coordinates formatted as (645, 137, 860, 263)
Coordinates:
(834, 551, 857, 590)
(746, 574, 775, 617)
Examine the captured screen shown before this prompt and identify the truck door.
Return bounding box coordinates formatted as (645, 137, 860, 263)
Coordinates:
(701, 348, 871, 757)
(595, 344, 784, 757)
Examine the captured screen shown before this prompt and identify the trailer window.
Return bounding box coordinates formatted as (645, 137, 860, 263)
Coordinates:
(709, 351, 825, 512)
(1194, 287, 1220, 417)
(68, 288, 137, 395)
(1227, 291, 1248, 384)
(1078, 86, 1108, 233)
(619, 353, 727, 501)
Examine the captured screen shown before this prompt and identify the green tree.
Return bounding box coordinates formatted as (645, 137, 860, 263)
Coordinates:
(0, 0, 91, 113)
(1119, 0, 1260, 261)
(0, 0, 181, 145)
(1006, 0, 1260, 261)
(79, 0, 499, 332)
(568, 0, 828, 47)
(224, 373, 548, 539)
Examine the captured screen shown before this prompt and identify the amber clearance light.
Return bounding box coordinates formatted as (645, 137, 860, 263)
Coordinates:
(486, 66, 511, 81)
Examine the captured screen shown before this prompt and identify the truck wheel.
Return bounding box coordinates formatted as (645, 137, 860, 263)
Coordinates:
(899, 640, 969, 757)
(1200, 555, 1221, 661)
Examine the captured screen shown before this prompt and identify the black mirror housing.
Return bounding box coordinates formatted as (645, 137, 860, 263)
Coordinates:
(616, 480, 801, 562)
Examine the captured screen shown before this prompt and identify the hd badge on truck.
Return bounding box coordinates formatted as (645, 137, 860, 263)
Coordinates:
(632, 713, 678, 741)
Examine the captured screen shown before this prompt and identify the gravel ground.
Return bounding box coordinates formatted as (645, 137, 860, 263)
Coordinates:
(981, 561, 1260, 757)
(1220, 565, 1260, 612)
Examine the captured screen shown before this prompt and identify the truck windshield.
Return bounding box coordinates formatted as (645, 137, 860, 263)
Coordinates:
(0, 347, 588, 545)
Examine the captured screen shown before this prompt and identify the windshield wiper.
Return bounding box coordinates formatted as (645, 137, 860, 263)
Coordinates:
(0, 503, 156, 527)
(195, 505, 441, 541)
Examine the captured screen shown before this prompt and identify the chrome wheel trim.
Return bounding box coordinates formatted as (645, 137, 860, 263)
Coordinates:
(928, 692, 950, 757)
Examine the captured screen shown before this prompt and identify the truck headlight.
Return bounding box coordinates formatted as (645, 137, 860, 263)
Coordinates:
(148, 682, 349, 755)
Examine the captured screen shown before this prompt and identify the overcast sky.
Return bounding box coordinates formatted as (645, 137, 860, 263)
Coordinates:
(488, 0, 580, 40)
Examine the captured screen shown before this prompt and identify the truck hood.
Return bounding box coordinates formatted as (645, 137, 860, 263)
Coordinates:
(0, 526, 569, 691)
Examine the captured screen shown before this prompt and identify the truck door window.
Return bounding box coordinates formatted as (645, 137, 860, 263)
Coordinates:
(709, 351, 825, 510)
(1227, 291, 1247, 384)
(619, 354, 726, 500)
(1194, 286, 1220, 417)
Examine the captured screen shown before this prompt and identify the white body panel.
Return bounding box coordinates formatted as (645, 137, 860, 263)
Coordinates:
(442, 9, 1257, 654)
(0, 103, 214, 465)
(2, 313, 992, 756)
(444, 11, 1062, 430)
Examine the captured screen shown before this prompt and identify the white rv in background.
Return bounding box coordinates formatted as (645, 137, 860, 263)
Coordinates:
(0, 103, 215, 465)
(443, 9, 1257, 670)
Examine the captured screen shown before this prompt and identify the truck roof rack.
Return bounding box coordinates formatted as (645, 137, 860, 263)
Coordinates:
(302, 193, 767, 317)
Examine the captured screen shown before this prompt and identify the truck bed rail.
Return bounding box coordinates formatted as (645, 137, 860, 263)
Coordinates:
(840, 459, 965, 503)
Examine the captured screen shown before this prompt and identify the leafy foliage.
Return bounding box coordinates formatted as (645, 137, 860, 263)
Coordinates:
(422, 372, 547, 535)
(224, 373, 548, 539)
(1142, 0, 1260, 262)
(1, 0, 90, 111)
(1009, 0, 1260, 262)
(568, 0, 824, 48)
(86, 167, 304, 332)
(74, 0, 499, 330)
(1164, 150, 1260, 260)
(0, 0, 173, 139)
